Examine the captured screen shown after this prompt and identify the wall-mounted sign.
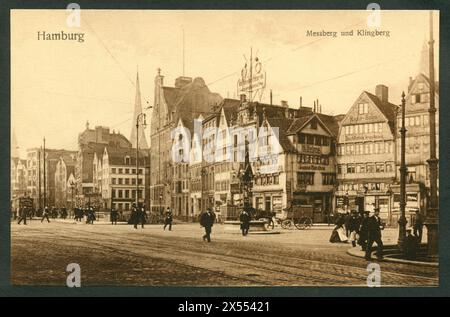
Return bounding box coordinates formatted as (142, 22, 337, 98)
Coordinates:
(344, 133, 384, 141)
(299, 164, 326, 171)
(237, 50, 266, 100)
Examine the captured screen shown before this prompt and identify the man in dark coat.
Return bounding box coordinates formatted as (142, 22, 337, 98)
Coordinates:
(110, 207, 118, 225)
(365, 208, 384, 260)
(164, 207, 173, 231)
(87, 207, 96, 224)
(17, 207, 28, 225)
(131, 205, 139, 229)
(239, 209, 251, 236)
(358, 211, 370, 251)
(200, 208, 216, 242)
(413, 210, 424, 243)
(139, 207, 147, 229)
(41, 206, 51, 223)
(405, 229, 419, 260)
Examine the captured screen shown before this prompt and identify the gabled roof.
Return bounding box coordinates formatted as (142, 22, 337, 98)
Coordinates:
(105, 147, 148, 166)
(264, 117, 296, 153)
(364, 91, 399, 122)
(363, 91, 399, 134)
(162, 77, 223, 133)
(286, 113, 335, 139)
(220, 98, 241, 126)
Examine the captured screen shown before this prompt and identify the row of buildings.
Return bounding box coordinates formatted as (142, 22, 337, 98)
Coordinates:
(12, 54, 438, 226)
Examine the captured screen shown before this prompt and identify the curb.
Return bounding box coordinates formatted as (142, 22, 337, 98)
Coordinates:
(347, 246, 439, 267)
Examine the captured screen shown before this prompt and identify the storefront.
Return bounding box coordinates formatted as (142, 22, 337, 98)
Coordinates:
(253, 191, 284, 215)
(390, 183, 426, 227)
(293, 191, 332, 223)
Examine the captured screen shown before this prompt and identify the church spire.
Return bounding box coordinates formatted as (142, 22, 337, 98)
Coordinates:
(130, 69, 149, 149)
(11, 128, 19, 158)
(418, 36, 429, 76)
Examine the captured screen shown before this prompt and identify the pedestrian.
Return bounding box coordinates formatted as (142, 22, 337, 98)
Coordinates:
(41, 206, 50, 223)
(239, 209, 251, 236)
(110, 207, 118, 225)
(87, 207, 96, 224)
(164, 207, 173, 231)
(131, 205, 139, 229)
(357, 211, 370, 251)
(344, 211, 352, 237)
(365, 208, 384, 261)
(413, 210, 424, 244)
(139, 207, 147, 229)
(347, 211, 359, 247)
(200, 208, 216, 242)
(405, 229, 419, 260)
(17, 206, 28, 225)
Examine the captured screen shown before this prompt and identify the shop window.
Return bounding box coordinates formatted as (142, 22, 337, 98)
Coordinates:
(376, 163, 385, 173)
(347, 165, 355, 174)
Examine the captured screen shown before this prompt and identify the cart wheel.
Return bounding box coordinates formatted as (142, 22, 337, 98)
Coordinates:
(294, 220, 306, 230)
(265, 218, 274, 231)
(281, 219, 293, 229)
(303, 217, 313, 229)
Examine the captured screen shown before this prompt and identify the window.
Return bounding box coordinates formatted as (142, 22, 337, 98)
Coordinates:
(124, 178, 129, 185)
(118, 178, 122, 185)
(337, 165, 342, 174)
(125, 168, 129, 174)
(347, 164, 355, 174)
(315, 136, 322, 146)
(367, 164, 375, 173)
(415, 116, 421, 126)
(423, 115, 429, 126)
(306, 135, 314, 145)
(118, 168, 123, 174)
(310, 119, 318, 129)
(299, 133, 306, 144)
(376, 163, 385, 173)
(358, 103, 369, 114)
(118, 190, 123, 198)
(274, 175, 279, 185)
(125, 190, 129, 198)
(112, 178, 116, 185)
(111, 168, 116, 174)
(386, 162, 394, 172)
(414, 94, 420, 103)
(322, 173, 336, 185)
(359, 164, 366, 173)
(298, 172, 315, 185)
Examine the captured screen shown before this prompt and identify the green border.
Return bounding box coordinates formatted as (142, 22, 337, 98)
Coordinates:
(1, 0, 449, 297)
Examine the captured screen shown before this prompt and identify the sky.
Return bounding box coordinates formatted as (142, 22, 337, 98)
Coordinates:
(11, 10, 439, 158)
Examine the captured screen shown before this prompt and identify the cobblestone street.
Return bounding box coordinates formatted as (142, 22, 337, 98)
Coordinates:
(11, 221, 438, 287)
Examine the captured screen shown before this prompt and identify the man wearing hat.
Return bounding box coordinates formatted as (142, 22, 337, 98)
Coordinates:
(405, 228, 419, 260)
(365, 207, 384, 260)
(413, 210, 424, 244)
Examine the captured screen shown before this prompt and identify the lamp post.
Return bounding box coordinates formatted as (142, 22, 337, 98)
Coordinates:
(201, 167, 206, 211)
(398, 91, 408, 251)
(70, 180, 75, 217)
(425, 10, 439, 257)
(135, 112, 147, 207)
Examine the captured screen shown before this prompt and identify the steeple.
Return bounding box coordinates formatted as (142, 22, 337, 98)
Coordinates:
(130, 69, 149, 149)
(418, 37, 429, 76)
(11, 128, 19, 158)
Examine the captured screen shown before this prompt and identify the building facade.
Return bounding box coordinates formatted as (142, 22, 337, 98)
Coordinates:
(391, 73, 439, 222)
(336, 85, 398, 224)
(150, 69, 222, 216)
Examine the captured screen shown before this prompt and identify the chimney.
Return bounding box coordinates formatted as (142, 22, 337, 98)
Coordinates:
(175, 76, 192, 88)
(281, 100, 288, 108)
(313, 100, 316, 112)
(270, 89, 273, 105)
(375, 84, 389, 103)
(299, 96, 302, 107)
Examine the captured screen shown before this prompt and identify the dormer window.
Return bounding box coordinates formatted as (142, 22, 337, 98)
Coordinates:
(125, 156, 131, 165)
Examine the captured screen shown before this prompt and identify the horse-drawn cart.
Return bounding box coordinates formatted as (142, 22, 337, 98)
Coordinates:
(281, 205, 313, 230)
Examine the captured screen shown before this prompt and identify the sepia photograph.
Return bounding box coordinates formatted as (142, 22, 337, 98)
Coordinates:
(10, 9, 439, 287)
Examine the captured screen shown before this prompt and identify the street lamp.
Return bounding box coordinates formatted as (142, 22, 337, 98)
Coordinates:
(398, 91, 408, 251)
(136, 112, 147, 207)
(70, 180, 75, 217)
